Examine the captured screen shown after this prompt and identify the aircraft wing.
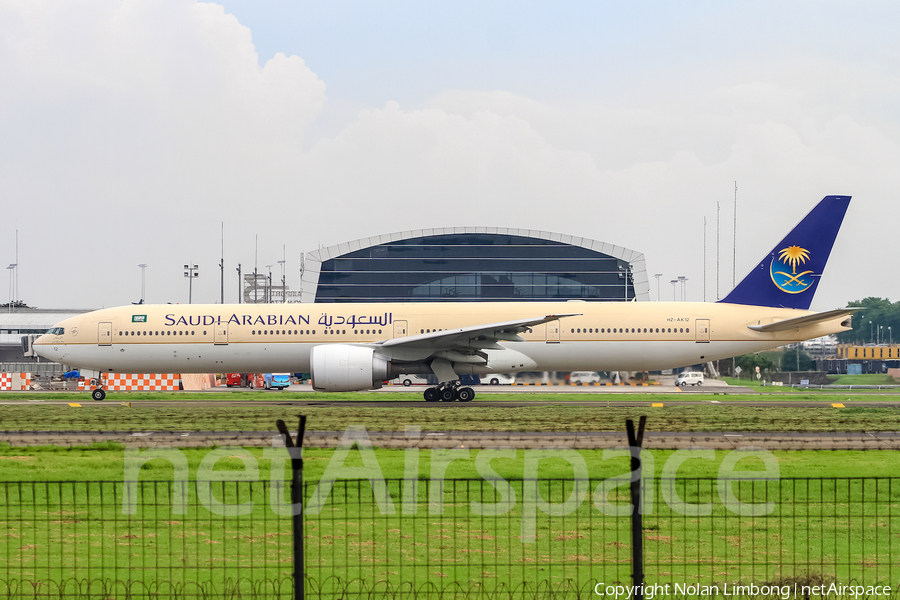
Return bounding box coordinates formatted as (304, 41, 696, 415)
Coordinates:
(747, 308, 859, 333)
(379, 314, 581, 350)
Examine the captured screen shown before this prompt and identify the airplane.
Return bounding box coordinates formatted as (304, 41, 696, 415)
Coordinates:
(34, 195, 856, 402)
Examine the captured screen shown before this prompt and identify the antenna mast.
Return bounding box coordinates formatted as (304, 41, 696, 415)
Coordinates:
(703, 216, 707, 302)
(716, 201, 720, 300)
(733, 181, 737, 288)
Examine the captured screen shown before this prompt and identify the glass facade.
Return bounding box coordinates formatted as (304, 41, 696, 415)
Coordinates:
(315, 233, 636, 303)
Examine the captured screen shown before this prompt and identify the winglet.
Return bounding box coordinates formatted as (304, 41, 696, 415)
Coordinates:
(720, 195, 851, 309)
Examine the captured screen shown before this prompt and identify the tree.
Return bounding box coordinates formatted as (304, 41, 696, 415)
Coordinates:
(781, 348, 816, 372)
(836, 297, 900, 345)
(732, 353, 778, 378)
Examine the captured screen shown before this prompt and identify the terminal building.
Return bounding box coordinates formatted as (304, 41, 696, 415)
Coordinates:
(298, 228, 649, 303)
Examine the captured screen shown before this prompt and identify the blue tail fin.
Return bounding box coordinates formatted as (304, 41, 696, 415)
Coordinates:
(719, 195, 851, 309)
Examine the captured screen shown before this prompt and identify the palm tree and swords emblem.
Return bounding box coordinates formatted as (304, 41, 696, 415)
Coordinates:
(770, 245, 815, 293)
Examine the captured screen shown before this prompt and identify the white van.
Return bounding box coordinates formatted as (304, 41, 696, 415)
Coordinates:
(674, 371, 705, 386)
(393, 374, 429, 386)
(570, 371, 602, 384)
(484, 373, 516, 385)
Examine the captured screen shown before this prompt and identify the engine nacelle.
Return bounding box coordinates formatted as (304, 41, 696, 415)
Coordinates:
(310, 345, 389, 392)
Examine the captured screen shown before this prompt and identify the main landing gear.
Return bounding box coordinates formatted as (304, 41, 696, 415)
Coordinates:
(423, 382, 475, 403)
(91, 386, 106, 401)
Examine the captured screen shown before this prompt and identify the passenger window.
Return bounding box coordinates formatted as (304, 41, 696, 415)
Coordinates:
(686, 328, 690, 333)
(252, 330, 256, 335)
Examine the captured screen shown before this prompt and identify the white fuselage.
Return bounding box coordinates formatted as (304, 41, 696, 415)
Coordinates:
(33, 301, 850, 377)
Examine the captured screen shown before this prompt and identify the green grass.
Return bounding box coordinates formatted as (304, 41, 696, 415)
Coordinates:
(2, 454, 898, 599)
(2, 444, 899, 481)
(3, 388, 900, 598)
(5, 386, 900, 403)
(828, 374, 899, 385)
(2, 402, 900, 433)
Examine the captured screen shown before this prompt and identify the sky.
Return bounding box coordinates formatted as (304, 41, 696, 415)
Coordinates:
(2, 0, 898, 310)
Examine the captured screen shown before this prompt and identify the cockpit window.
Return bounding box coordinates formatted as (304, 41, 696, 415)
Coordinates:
(45, 327, 65, 336)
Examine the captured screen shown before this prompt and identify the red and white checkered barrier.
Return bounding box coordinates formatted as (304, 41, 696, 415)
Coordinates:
(78, 374, 181, 391)
(0, 372, 31, 391)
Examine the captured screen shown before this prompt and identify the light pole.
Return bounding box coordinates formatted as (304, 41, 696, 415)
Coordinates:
(677, 276, 687, 302)
(278, 259, 286, 304)
(266, 265, 274, 303)
(236, 263, 242, 304)
(183, 264, 199, 304)
(138, 264, 147, 303)
(879, 325, 883, 345)
(869, 321, 873, 344)
(889, 326, 893, 345)
(654, 274, 662, 301)
(6, 264, 16, 312)
(670, 279, 678, 301)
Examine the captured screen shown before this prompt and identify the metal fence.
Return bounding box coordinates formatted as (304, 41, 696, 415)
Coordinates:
(2, 478, 899, 599)
(0, 480, 294, 599)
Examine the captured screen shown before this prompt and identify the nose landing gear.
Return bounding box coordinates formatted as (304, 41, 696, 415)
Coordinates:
(423, 382, 476, 403)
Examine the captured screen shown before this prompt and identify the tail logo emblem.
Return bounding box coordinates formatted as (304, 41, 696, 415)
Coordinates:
(771, 245, 814, 294)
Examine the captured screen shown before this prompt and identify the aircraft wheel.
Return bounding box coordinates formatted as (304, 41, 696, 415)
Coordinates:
(457, 387, 475, 402)
(424, 388, 439, 402)
(440, 388, 457, 402)
(91, 389, 106, 402)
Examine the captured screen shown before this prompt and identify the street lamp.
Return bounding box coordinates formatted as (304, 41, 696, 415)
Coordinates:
(889, 326, 893, 345)
(654, 274, 662, 302)
(278, 259, 286, 304)
(138, 264, 148, 304)
(869, 321, 873, 344)
(236, 263, 242, 304)
(677, 276, 687, 302)
(670, 279, 678, 302)
(183, 264, 199, 304)
(6, 264, 16, 312)
(265, 265, 274, 303)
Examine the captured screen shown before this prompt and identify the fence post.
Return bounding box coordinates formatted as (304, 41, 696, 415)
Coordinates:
(277, 416, 307, 600)
(626, 416, 647, 600)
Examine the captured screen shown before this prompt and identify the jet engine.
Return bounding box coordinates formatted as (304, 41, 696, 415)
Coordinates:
(310, 345, 390, 392)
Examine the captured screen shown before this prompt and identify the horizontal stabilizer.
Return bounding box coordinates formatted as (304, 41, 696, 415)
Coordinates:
(747, 308, 859, 333)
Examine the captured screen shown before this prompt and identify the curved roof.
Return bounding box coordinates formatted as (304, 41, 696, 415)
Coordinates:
(299, 227, 649, 303)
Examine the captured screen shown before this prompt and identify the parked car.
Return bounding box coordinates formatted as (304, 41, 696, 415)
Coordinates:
(674, 371, 705, 386)
(569, 371, 601, 384)
(393, 374, 429, 386)
(483, 373, 516, 385)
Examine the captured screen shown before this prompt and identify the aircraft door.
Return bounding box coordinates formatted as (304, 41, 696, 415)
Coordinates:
(695, 319, 710, 343)
(546, 320, 561, 343)
(215, 323, 228, 345)
(393, 320, 408, 339)
(98, 322, 112, 346)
